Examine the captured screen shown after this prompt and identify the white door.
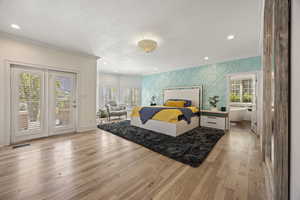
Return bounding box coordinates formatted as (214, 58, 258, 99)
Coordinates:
(11, 67, 47, 143)
(48, 71, 76, 135)
(11, 66, 77, 143)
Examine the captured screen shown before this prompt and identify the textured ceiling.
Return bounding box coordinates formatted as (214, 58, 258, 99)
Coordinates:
(0, 0, 262, 75)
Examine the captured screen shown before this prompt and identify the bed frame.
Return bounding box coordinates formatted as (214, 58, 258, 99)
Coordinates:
(131, 86, 203, 137)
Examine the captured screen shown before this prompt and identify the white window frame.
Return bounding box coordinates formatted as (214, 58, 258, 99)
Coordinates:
(102, 87, 119, 105)
(120, 87, 141, 108)
(230, 79, 254, 104)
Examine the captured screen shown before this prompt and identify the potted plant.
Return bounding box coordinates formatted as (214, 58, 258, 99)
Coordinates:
(230, 94, 240, 102)
(97, 108, 108, 119)
(242, 93, 252, 103)
(208, 96, 219, 111)
(150, 95, 157, 106)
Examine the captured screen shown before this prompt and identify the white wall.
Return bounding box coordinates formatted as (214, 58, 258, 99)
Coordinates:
(97, 72, 142, 108)
(98, 72, 142, 88)
(0, 33, 98, 146)
(291, 0, 300, 199)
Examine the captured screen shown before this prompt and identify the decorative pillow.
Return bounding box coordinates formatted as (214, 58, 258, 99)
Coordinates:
(165, 100, 185, 107)
(167, 99, 192, 107)
(110, 106, 125, 111)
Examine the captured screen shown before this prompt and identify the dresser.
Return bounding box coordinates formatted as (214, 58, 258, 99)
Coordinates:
(200, 110, 229, 130)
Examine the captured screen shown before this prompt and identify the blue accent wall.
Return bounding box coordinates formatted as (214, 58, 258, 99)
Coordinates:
(142, 56, 261, 109)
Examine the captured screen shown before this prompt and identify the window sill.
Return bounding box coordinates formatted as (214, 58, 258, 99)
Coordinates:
(229, 103, 253, 107)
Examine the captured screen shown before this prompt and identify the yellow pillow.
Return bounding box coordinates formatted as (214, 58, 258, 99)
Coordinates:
(165, 100, 185, 107)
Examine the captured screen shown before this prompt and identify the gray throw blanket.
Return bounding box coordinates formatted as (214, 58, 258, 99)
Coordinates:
(139, 107, 194, 124)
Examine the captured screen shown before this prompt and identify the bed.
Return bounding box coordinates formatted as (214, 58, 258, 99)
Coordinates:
(130, 87, 202, 137)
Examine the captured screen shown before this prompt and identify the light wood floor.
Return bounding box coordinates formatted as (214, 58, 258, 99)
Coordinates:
(0, 122, 266, 200)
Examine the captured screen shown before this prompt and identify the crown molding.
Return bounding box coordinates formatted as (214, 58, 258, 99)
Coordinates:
(0, 31, 100, 60)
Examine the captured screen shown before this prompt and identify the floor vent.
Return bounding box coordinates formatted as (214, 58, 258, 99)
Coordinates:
(12, 143, 31, 149)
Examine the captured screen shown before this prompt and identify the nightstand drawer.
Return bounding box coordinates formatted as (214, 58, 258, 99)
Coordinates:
(201, 116, 226, 130)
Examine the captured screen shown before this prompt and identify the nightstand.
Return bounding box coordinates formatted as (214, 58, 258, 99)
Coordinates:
(200, 110, 229, 131)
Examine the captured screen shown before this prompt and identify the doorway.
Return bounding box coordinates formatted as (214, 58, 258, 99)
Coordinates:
(10, 65, 77, 143)
(226, 71, 263, 135)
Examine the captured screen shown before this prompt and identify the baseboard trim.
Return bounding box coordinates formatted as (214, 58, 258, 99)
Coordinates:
(77, 125, 97, 133)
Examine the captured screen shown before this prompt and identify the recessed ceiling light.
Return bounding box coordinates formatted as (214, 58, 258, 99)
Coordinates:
(227, 35, 235, 40)
(204, 57, 209, 60)
(103, 61, 107, 65)
(11, 24, 20, 30)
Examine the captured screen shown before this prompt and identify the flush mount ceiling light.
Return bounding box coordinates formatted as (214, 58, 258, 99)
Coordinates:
(11, 24, 20, 30)
(138, 39, 158, 53)
(204, 57, 209, 60)
(227, 34, 235, 40)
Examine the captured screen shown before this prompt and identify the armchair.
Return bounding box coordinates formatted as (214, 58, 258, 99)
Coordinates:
(105, 101, 127, 121)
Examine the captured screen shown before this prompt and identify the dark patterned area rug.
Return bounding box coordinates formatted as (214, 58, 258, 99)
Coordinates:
(98, 120, 225, 167)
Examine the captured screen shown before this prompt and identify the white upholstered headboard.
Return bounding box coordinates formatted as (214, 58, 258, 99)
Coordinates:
(163, 86, 203, 108)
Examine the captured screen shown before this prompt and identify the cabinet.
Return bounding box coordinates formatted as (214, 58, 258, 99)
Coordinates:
(200, 110, 229, 130)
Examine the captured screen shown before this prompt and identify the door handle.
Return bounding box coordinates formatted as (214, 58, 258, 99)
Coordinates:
(207, 122, 217, 124)
(72, 100, 77, 108)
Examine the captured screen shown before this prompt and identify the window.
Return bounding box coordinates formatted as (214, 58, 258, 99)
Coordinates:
(96, 73, 142, 108)
(230, 80, 241, 102)
(99, 87, 141, 107)
(241, 79, 253, 103)
(230, 79, 254, 103)
(121, 88, 140, 107)
(103, 87, 118, 104)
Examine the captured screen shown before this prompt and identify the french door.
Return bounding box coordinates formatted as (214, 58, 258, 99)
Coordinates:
(11, 66, 77, 143)
(11, 67, 47, 143)
(48, 71, 76, 135)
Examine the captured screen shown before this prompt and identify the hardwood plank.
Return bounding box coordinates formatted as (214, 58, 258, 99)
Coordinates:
(0, 123, 266, 200)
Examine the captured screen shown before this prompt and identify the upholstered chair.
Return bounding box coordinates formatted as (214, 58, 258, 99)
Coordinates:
(105, 101, 127, 121)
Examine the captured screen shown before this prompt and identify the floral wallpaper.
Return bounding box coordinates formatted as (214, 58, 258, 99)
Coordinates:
(142, 56, 261, 109)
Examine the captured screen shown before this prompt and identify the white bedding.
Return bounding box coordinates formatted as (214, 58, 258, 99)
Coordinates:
(131, 86, 202, 137)
(130, 116, 199, 137)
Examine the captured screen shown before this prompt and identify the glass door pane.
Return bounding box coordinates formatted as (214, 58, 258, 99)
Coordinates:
(49, 72, 76, 135)
(18, 72, 42, 131)
(55, 76, 72, 127)
(11, 67, 46, 143)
